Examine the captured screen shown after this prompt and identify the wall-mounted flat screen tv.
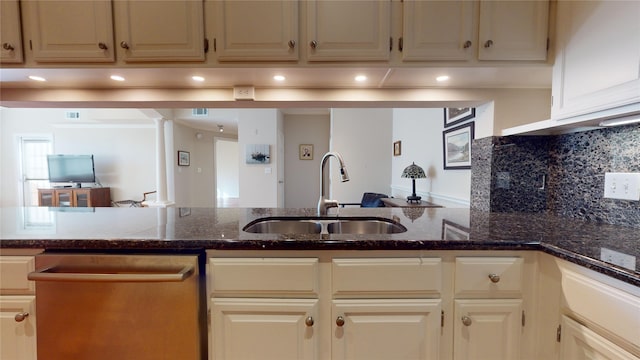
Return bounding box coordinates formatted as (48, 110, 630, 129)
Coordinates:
(47, 154, 96, 186)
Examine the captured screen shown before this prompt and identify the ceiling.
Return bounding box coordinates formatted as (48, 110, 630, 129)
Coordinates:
(0, 66, 552, 133)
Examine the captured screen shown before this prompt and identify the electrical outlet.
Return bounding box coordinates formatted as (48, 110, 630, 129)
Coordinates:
(603, 172, 640, 201)
(233, 86, 255, 100)
(600, 248, 636, 271)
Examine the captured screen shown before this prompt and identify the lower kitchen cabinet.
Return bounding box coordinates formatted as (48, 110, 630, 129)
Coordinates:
(559, 315, 638, 360)
(332, 299, 441, 360)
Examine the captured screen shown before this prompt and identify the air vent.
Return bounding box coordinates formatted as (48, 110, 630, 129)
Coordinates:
(65, 111, 80, 119)
(192, 108, 209, 116)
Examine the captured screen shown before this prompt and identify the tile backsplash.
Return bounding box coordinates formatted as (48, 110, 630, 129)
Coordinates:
(471, 124, 640, 228)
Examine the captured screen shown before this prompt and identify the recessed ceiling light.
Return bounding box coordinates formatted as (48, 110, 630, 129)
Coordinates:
(192, 76, 205, 82)
(28, 75, 46, 82)
(110, 75, 125, 81)
(436, 75, 450, 82)
(273, 75, 286, 81)
(355, 75, 367, 82)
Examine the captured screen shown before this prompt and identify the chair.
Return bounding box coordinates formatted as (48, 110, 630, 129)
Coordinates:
(341, 192, 388, 208)
(112, 191, 157, 207)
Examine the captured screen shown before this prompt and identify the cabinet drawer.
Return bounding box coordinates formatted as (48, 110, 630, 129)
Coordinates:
(0, 256, 35, 294)
(332, 258, 441, 297)
(454, 257, 523, 298)
(210, 258, 319, 297)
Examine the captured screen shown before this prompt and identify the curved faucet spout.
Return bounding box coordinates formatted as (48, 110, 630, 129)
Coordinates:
(318, 152, 350, 216)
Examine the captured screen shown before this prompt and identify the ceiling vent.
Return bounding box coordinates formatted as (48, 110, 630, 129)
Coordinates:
(65, 111, 80, 119)
(192, 108, 209, 117)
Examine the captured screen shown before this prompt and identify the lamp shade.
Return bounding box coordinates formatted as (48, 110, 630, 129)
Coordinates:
(401, 162, 426, 179)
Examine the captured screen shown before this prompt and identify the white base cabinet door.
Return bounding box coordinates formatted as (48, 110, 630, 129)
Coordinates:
(453, 299, 523, 360)
(211, 298, 318, 360)
(559, 316, 638, 360)
(332, 299, 442, 360)
(0, 296, 36, 360)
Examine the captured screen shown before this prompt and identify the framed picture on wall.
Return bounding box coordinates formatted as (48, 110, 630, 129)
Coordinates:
(441, 219, 470, 240)
(299, 144, 314, 160)
(177, 150, 190, 166)
(393, 141, 401, 156)
(442, 122, 474, 170)
(246, 144, 270, 164)
(444, 107, 475, 128)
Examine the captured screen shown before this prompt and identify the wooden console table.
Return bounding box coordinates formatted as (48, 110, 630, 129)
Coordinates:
(38, 188, 111, 207)
(381, 197, 443, 208)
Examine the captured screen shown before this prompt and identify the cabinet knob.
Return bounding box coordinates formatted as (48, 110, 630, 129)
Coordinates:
(463, 40, 472, 49)
(120, 41, 130, 50)
(336, 316, 345, 327)
(288, 40, 296, 49)
(484, 40, 494, 48)
(2, 42, 15, 51)
(14, 312, 29, 322)
(98, 42, 108, 50)
(305, 316, 314, 327)
(461, 315, 472, 326)
(310, 40, 318, 49)
(488, 273, 501, 283)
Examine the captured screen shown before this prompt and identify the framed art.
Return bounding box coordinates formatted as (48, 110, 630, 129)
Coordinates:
(443, 122, 474, 170)
(441, 219, 470, 240)
(246, 144, 270, 164)
(444, 107, 475, 128)
(177, 150, 190, 166)
(299, 144, 314, 160)
(393, 141, 402, 156)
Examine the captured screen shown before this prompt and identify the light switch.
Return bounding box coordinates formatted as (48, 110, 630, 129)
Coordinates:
(604, 172, 640, 201)
(264, 167, 272, 174)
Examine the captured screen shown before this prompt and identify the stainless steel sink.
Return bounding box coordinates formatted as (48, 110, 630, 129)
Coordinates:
(326, 219, 407, 234)
(242, 216, 407, 235)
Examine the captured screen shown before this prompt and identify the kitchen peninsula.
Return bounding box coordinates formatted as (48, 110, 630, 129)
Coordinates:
(1, 206, 638, 360)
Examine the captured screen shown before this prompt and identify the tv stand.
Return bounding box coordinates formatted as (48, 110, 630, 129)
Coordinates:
(38, 188, 111, 207)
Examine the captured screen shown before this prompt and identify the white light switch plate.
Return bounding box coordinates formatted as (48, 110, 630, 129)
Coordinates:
(603, 172, 640, 201)
(600, 248, 636, 271)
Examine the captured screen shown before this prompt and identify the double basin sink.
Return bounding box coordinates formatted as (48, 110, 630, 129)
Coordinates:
(243, 216, 407, 235)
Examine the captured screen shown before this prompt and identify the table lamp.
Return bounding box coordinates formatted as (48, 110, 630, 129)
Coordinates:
(401, 162, 426, 203)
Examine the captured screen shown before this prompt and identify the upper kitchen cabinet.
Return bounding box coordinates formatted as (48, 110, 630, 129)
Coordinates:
(0, 0, 24, 64)
(114, 0, 205, 62)
(551, 0, 640, 121)
(21, 0, 115, 63)
(306, 0, 391, 62)
(401, 0, 549, 62)
(212, 0, 298, 62)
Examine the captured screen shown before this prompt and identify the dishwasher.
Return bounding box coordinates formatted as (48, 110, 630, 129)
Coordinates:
(28, 252, 206, 360)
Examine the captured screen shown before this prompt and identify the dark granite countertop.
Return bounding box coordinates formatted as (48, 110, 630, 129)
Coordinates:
(1, 207, 638, 286)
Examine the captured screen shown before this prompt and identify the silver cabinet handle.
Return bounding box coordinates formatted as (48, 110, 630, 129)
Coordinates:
(120, 41, 130, 49)
(461, 315, 472, 326)
(336, 316, 345, 327)
(28, 265, 194, 282)
(2, 43, 15, 51)
(305, 316, 314, 327)
(484, 40, 494, 48)
(288, 40, 296, 49)
(463, 40, 472, 49)
(98, 42, 108, 50)
(488, 273, 501, 283)
(310, 40, 318, 49)
(14, 312, 29, 322)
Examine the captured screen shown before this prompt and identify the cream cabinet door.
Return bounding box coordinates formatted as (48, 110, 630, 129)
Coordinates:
(551, 0, 640, 120)
(560, 316, 638, 360)
(211, 298, 318, 360)
(0, 0, 23, 63)
(22, 0, 114, 62)
(332, 299, 442, 360)
(114, 0, 205, 62)
(0, 296, 36, 360)
(213, 0, 298, 61)
(478, 0, 549, 61)
(401, 0, 476, 61)
(306, 0, 391, 61)
(453, 299, 523, 360)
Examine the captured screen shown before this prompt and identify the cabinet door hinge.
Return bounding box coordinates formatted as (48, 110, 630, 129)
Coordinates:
(441, 310, 444, 327)
(556, 324, 562, 342)
(29, 40, 32, 50)
(207, 309, 211, 327)
(398, 37, 403, 52)
(213, 38, 217, 52)
(521, 310, 525, 327)
(389, 37, 393, 52)
(546, 38, 550, 51)
(204, 38, 209, 53)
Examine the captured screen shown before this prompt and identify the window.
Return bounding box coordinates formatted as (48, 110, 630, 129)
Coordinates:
(18, 136, 52, 206)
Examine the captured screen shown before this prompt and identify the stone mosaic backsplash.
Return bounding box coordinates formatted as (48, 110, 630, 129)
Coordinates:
(471, 124, 640, 228)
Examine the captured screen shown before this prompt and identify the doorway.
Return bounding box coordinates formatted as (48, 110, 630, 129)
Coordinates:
(214, 137, 239, 207)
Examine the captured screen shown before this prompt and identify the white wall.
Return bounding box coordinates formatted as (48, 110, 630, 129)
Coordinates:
(330, 108, 393, 204)
(0, 108, 155, 207)
(237, 109, 282, 207)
